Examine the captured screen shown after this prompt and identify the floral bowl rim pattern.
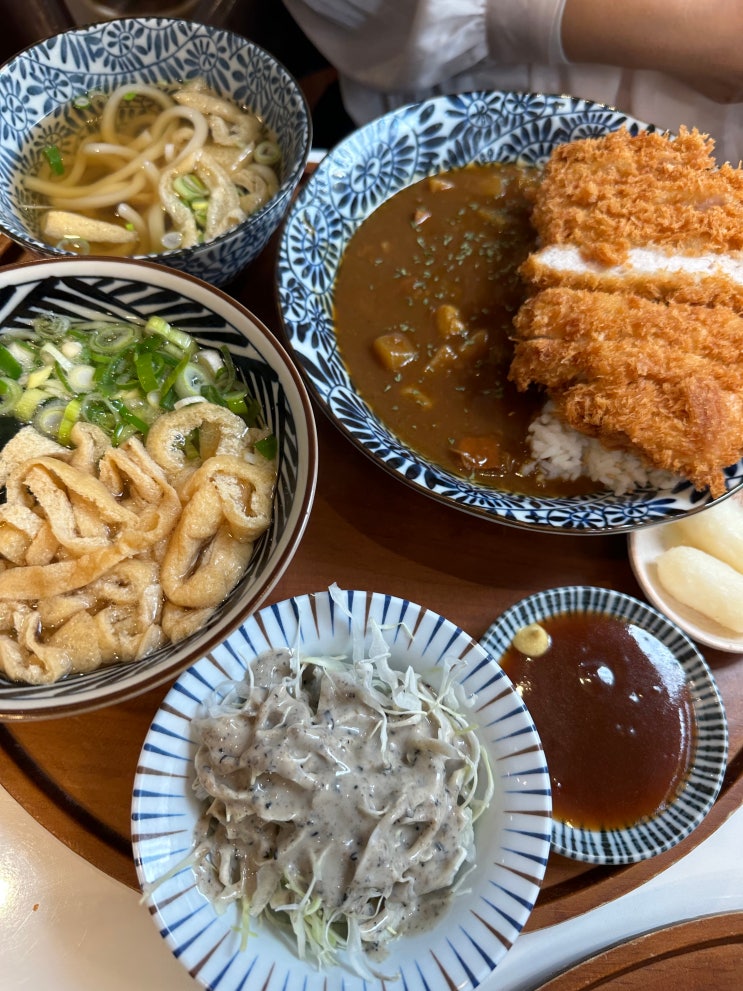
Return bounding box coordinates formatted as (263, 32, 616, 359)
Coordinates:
(0, 16, 311, 287)
(480, 585, 728, 864)
(132, 586, 552, 991)
(276, 90, 743, 534)
(0, 256, 317, 720)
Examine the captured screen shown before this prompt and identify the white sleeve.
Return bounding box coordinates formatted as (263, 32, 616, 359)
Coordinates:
(486, 1, 568, 65)
(282, 0, 568, 92)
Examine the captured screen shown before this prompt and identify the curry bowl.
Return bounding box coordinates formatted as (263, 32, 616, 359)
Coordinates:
(0, 256, 317, 719)
(132, 586, 552, 991)
(276, 90, 743, 533)
(480, 585, 727, 864)
(0, 17, 311, 286)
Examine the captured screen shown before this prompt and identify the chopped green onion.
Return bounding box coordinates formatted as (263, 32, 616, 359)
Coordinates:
(109, 398, 150, 434)
(191, 198, 209, 229)
(253, 140, 281, 166)
(0, 344, 22, 380)
(159, 350, 191, 403)
(80, 396, 118, 432)
(6, 340, 37, 369)
(34, 314, 70, 339)
(145, 315, 194, 353)
(54, 360, 72, 393)
(27, 366, 53, 389)
(172, 173, 209, 204)
(15, 387, 49, 422)
(224, 392, 249, 416)
(58, 397, 83, 445)
(0, 378, 23, 415)
(67, 364, 95, 393)
(0, 314, 262, 448)
(40, 341, 73, 370)
(56, 236, 90, 255)
(200, 384, 224, 408)
(33, 398, 67, 438)
(174, 362, 212, 398)
(134, 351, 162, 393)
(254, 434, 277, 460)
(159, 388, 176, 411)
(43, 144, 64, 176)
(90, 323, 137, 354)
(112, 421, 139, 446)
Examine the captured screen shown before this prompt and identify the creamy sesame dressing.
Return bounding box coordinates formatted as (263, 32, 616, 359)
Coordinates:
(189, 643, 493, 975)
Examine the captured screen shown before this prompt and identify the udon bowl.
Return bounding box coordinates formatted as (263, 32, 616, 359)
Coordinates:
(0, 17, 311, 286)
(277, 91, 743, 533)
(0, 256, 317, 720)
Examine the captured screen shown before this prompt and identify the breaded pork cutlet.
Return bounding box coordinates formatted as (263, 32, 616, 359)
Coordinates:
(511, 288, 743, 496)
(520, 127, 743, 309)
(511, 285, 743, 367)
(559, 378, 741, 498)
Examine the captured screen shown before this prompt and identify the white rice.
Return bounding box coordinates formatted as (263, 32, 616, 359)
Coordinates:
(524, 402, 680, 495)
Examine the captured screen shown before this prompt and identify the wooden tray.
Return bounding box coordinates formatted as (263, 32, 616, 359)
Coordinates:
(0, 232, 741, 988)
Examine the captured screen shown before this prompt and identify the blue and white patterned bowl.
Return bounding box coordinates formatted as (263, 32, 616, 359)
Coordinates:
(132, 587, 552, 991)
(0, 17, 311, 286)
(0, 256, 317, 719)
(277, 91, 743, 533)
(480, 586, 728, 864)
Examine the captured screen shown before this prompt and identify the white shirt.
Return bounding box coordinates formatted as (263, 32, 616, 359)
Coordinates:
(283, 0, 743, 165)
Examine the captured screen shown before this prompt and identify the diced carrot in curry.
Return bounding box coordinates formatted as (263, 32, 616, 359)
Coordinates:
(427, 175, 455, 192)
(372, 331, 418, 372)
(411, 207, 432, 228)
(435, 303, 467, 338)
(458, 328, 490, 362)
(424, 341, 458, 374)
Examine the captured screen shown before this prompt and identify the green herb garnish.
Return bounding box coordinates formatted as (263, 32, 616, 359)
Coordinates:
(43, 144, 64, 176)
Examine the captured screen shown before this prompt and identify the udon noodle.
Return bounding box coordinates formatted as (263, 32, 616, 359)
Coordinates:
(24, 79, 282, 256)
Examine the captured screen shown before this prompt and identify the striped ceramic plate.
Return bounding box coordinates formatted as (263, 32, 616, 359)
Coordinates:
(132, 588, 552, 991)
(480, 586, 728, 865)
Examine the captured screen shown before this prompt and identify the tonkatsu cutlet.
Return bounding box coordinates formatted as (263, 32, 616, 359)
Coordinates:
(521, 126, 743, 309)
(511, 285, 743, 366)
(510, 288, 743, 497)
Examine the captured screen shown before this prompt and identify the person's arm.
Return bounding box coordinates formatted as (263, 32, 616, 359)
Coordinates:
(562, 0, 743, 103)
(284, 0, 743, 105)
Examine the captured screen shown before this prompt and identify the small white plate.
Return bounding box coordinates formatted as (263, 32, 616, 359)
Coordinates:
(629, 511, 743, 653)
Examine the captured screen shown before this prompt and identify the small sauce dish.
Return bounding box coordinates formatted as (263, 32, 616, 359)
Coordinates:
(481, 586, 728, 864)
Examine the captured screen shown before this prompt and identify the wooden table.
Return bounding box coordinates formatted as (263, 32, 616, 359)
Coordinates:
(0, 218, 742, 989)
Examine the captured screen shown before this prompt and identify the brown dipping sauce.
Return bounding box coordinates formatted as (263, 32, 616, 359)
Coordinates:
(501, 611, 697, 831)
(333, 163, 592, 497)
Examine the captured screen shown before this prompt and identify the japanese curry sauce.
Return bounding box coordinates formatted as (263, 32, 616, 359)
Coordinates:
(501, 612, 697, 831)
(333, 163, 592, 497)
